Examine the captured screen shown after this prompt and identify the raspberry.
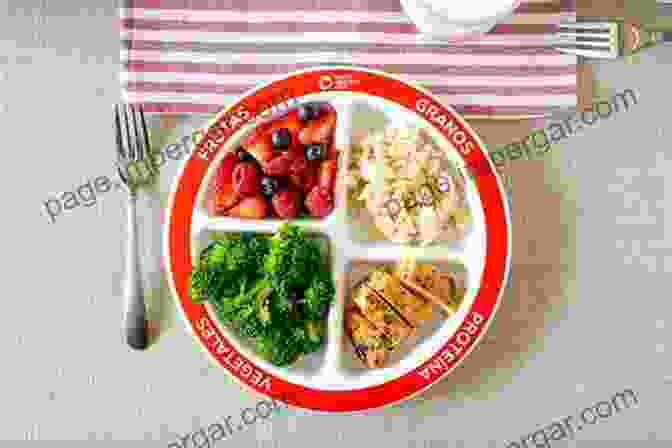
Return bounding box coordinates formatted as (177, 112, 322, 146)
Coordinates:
(263, 154, 292, 176)
(305, 186, 333, 218)
(272, 189, 302, 219)
(303, 161, 320, 193)
(233, 162, 260, 196)
(289, 155, 307, 176)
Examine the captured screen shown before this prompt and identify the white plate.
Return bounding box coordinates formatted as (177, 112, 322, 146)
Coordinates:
(164, 67, 512, 412)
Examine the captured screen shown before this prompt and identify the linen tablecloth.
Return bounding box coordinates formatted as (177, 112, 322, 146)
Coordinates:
(120, 0, 577, 118)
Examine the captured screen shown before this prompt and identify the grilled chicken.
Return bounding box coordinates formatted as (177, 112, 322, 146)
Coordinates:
(366, 270, 434, 327)
(346, 262, 467, 369)
(352, 283, 414, 350)
(396, 262, 466, 315)
(344, 306, 388, 369)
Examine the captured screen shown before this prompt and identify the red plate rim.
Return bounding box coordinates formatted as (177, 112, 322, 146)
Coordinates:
(164, 66, 512, 413)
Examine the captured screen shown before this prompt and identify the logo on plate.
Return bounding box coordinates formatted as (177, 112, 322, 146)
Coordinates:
(319, 75, 335, 90)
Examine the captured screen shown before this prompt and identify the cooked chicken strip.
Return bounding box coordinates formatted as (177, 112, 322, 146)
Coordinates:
(352, 283, 414, 349)
(366, 270, 434, 327)
(344, 306, 388, 369)
(396, 263, 466, 315)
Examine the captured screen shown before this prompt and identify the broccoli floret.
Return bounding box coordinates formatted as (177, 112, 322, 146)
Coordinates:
(262, 321, 324, 363)
(190, 260, 242, 302)
(203, 233, 269, 275)
(191, 233, 270, 304)
(188, 268, 217, 304)
(301, 320, 324, 354)
(264, 224, 322, 306)
(255, 325, 303, 367)
(215, 278, 272, 339)
(201, 241, 228, 268)
(302, 272, 335, 320)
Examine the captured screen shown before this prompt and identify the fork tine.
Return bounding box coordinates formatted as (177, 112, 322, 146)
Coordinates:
(136, 105, 152, 166)
(114, 104, 126, 159)
(123, 105, 135, 161)
(558, 22, 614, 32)
(554, 45, 614, 59)
(556, 31, 612, 41)
(131, 106, 143, 162)
(555, 36, 613, 48)
(137, 105, 156, 175)
(116, 160, 129, 184)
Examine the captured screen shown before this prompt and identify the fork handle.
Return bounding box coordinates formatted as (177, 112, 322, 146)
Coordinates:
(124, 193, 149, 350)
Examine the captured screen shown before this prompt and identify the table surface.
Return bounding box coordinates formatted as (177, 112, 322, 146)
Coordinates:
(2, 1, 672, 446)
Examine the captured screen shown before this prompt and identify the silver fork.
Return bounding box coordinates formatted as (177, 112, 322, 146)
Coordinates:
(553, 21, 621, 59)
(114, 104, 156, 350)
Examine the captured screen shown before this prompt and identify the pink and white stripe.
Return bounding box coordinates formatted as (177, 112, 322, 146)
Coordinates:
(121, 0, 577, 118)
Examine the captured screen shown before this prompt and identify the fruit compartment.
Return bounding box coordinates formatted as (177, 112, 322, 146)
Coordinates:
(197, 99, 348, 222)
(190, 226, 342, 383)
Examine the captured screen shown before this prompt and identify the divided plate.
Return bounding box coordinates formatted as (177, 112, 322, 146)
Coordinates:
(164, 67, 511, 413)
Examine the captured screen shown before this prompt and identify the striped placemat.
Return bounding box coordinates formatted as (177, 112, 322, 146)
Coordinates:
(120, 0, 577, 118)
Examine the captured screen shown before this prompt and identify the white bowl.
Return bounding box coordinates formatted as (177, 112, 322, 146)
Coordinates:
(400, 0, 522, 41)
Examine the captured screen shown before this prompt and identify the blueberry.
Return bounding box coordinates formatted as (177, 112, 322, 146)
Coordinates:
(297, 103, 321, 122)
(237, 148, 255, 162)
(261, 176, 280, 197)
(271, 128, 292, 150)
(305, 143, 323, 161)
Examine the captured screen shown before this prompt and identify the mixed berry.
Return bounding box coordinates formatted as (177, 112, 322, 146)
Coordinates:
(209, 102, 338, 219)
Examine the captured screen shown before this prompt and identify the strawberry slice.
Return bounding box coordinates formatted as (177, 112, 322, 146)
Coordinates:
(233, 162, 261, 196)
(208, 152, 241, 215)
(299, 107, 337, 145)
(275, 110, 303, 133)
(326, 141, 340, 161)
(227, 194, 268, 219)
(241, 131, 273, 163)
(305, 186, 334, 218)
(318, 159, 338, 192)
(212, 182, 240, 215)
(271, 189, 302, 219)
(217, 151, 239, 182)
